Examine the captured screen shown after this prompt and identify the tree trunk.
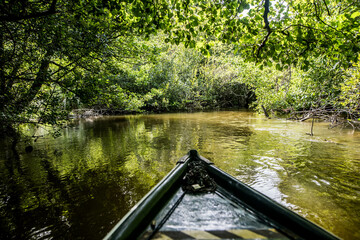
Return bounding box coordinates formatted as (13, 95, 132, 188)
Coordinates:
(261, 105, 270, 118)
(14, 52, 52, 114)
(0, 30, 5, 106)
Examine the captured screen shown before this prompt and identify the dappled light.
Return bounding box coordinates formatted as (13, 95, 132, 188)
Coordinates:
(1, 112, 359, 239)
(0, 0, 359, 239)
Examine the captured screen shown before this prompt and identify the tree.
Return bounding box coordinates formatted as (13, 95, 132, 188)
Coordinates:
(160, 0, 360, 127)
(162, 0, 359, 67)
(1, 0, 359, 141)
(0, 0, 170, 140)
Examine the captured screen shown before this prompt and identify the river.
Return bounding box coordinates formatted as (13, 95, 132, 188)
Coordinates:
(0, 111, 359, 239)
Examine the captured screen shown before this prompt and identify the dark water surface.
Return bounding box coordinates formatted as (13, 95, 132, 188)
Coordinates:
(0, 111, 359, 239)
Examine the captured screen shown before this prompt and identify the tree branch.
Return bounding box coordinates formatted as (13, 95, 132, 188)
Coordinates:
(14, 51, 52, 113)
(322, 0, 331, 16)
(256, 0, 272, 58)
(0, 0, 58, 22)
(263, 0, 271, 31)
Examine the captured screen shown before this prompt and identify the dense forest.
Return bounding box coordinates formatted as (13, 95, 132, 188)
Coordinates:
(1, 0, 359, 143)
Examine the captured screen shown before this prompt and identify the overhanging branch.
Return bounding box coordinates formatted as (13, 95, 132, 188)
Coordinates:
(256, 0, 272, 58)
(0, 0, 58, 22)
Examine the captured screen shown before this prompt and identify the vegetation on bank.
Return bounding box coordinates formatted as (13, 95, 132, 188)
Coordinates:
(88, 39, 360, 129)
(83, 38, 255, 114)
(0, 0, 359, 143)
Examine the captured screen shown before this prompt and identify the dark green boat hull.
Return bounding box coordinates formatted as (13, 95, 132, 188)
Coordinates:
(104, 150, 339, 240)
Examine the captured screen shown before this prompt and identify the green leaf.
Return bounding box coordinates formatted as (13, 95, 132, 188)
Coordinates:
(201, 47, 209, 56)
(276, 63, 281, 71)
(234, 47, 239, 55)
(350, 12, 360, 19)
(255, 15, 262, 21)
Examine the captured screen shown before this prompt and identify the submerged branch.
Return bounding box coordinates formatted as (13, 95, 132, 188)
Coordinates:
(288, 107, 360, 129)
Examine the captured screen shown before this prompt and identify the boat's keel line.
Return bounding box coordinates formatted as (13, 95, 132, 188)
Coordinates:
(140, 228, 289, 240)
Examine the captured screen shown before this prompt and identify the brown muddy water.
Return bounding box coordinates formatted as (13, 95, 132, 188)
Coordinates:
(0, 111, 359, 239)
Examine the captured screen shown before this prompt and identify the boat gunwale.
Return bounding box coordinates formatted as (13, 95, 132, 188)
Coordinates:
(104, 150, 340, 240)
(206, 163, 340, 240)
(103, 154, 190, 240)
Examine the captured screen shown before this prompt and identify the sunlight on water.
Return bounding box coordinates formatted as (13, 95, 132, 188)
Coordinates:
(0, 111, 359, 239)
(158, 189, 270, 231)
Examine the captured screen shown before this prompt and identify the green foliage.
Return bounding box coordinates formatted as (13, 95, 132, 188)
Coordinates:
(244, 57, 344, 112)
(97, 39, 253, 112)
(339, 57, 360, 114)
(159, 0, 359, 67)
(1, 0, 360, 140)
(0, 0, 168, 138)
(242, 55, 360, 127)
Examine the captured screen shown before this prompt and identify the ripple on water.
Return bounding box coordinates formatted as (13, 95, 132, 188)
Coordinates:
(0, 111, 359, 240)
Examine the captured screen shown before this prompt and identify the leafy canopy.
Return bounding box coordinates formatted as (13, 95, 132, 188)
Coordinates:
(160, 0, 359, 69)
(1, 0, 359, 139)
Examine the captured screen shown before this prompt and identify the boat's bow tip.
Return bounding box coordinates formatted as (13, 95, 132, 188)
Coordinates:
(189, 149, 199, 157)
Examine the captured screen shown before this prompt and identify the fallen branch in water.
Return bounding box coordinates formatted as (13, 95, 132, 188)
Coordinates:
(288, 106, 360, 130)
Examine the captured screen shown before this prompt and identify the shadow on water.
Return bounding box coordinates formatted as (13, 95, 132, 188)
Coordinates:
(0, 111, 359, 239)
(0, 144, 154, 239)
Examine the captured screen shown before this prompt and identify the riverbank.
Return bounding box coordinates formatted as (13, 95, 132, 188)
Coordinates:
(71, 106, 360, 132)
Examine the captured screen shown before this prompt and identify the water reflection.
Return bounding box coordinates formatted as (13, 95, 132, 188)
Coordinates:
(0, 111, 359, 239)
